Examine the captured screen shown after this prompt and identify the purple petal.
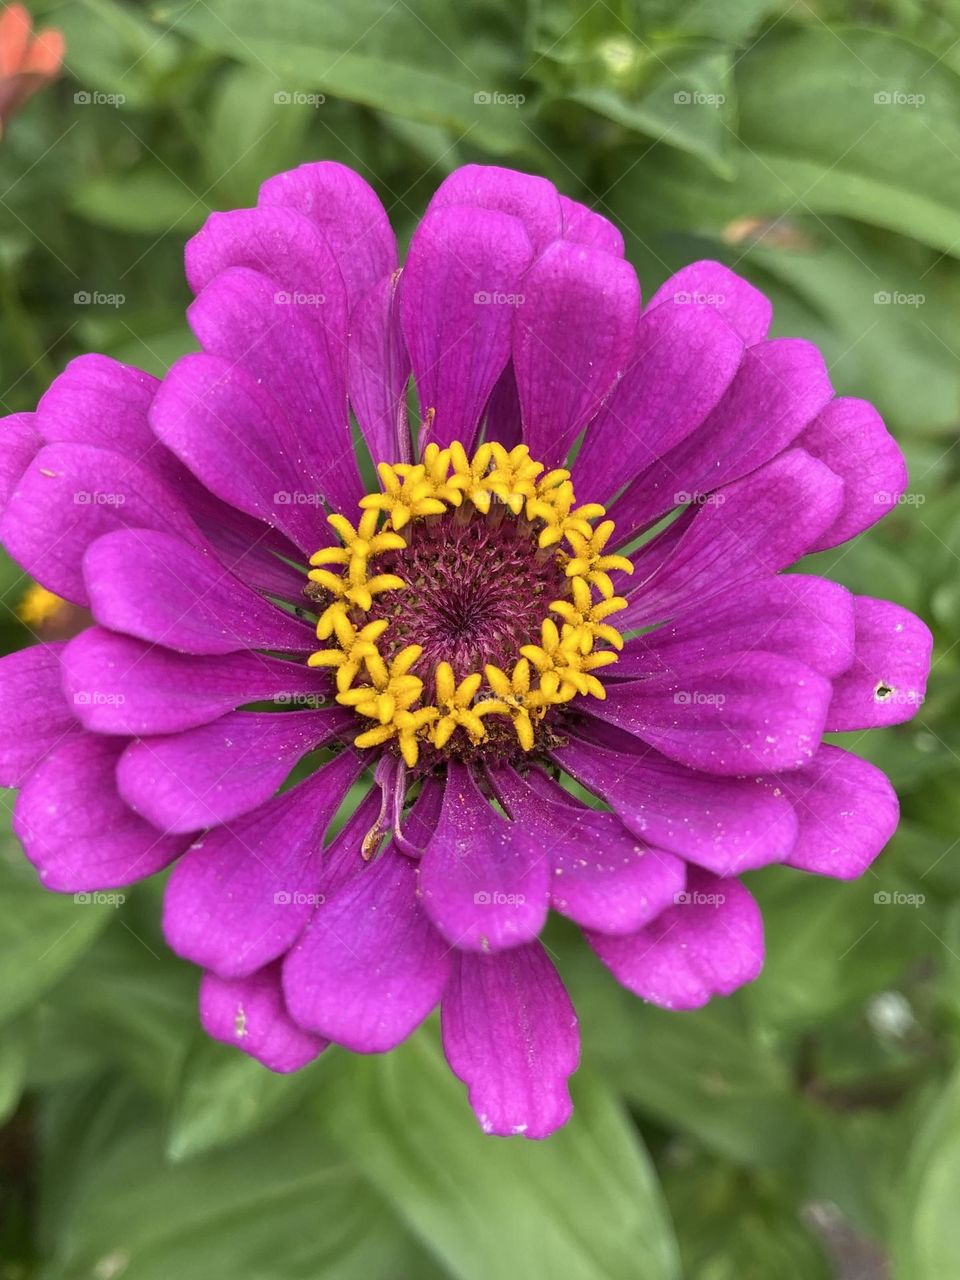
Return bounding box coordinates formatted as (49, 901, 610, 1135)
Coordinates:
(30, 357, 295, 600)
(0, 412, 40, 512)
(258, 161, 397, 306)
(61, 627, 329, 735)
(827, 597, 932, 730)
(200, 964, 326, 1073)
(799, 398, 908, 551)
(426, 164, 562, 254)
(419, 761, 549, 952)
(490, 767, 685, 935)
(588, 868, 764, 1010)
(513, 240, 640, 466)
(0, 643, 80, 786)
(591, 651, 832, 776)
(573, 302, 744, 504)
(645, 260, 772, 345)
(348, 271, 411, 465)
(187, 267, 361, 516)
(610, 338, 833, 534)
(559, 195, 624, 256)
(36, 354, 159, 456)
(483, 363, 523, 449)
(163, 749, 362, 977)
(616, 576, 855, 681)
(623, 449, 844, 626)
(13, 734, 188, 891)
(314, 786, 381, 899)
(555, 729, 797, 874)
(400, 206, 533, 450)
(394, 777, 445, 858)
(83, 529, 312, 655)
(149, 352, 327, 551)
(186, 495, 306, 600)
(31, 356, 242, 524)
(441, 942, 579, 1138)
(283, 844, 450, 1052)
(0, 442, 202, 605)
(186, 204, 348, 309)
(779, 745, 898, 879)
(117, 707, 354, 833)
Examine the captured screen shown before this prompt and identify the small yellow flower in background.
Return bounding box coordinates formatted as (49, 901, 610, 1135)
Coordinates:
(17, 581, 66, 627)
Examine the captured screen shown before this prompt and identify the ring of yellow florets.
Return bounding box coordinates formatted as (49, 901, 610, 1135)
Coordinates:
(306, 442, 633, 768)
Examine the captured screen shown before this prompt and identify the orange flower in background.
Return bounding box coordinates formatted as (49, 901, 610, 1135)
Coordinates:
(0, 3, 64, 134)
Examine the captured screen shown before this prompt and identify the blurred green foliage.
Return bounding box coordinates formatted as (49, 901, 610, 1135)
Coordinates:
(1, 1, 959, 1277)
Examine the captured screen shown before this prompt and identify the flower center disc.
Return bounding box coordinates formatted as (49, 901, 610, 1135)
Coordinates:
(366, 504, 569, 679)
(305, 441, 634, 769)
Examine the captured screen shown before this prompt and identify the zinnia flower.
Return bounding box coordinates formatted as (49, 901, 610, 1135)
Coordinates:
(0, 163, 932, 1138)
(0, 3, 63, 134)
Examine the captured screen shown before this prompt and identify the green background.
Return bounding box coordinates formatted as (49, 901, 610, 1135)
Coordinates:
(1, 1, 959, 1276)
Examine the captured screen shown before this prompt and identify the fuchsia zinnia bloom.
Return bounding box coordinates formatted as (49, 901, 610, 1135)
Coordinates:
(0, 163, 932, 1137)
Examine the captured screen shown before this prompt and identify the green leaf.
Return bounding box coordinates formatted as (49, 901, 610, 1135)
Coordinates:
(632, 0, 782, 42)
(736, 26, 960, 257)
(800, 534, 925, 615)
(935, 902, 960, 1027)
(106, 322, 198, 378)
(605, 25, 960, 266)
(0, 817, 114, 1025)
(563, 943, 810, 1169)
(570, 47, 737, 177)
(319, 1028, 682, 1280)
(202, 66, 313, 208)
(749, 223, 960, 437)
(528, 0, 740, 175)
(33, 894, 199, 1098)
(663, 1157, 833, 1280)
(0, 1016, 28, 1125)
(892, 1065, 960, 1277)
(166, 0, 534, 156)
(71, 166, 210, 235)
(167, 1034, 332, 1162)
(38, 1074, 439, 1280)
(57, 0, 183, 107)
(745, 867, 927, 1033)
(803, 1105, 916, 1241)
